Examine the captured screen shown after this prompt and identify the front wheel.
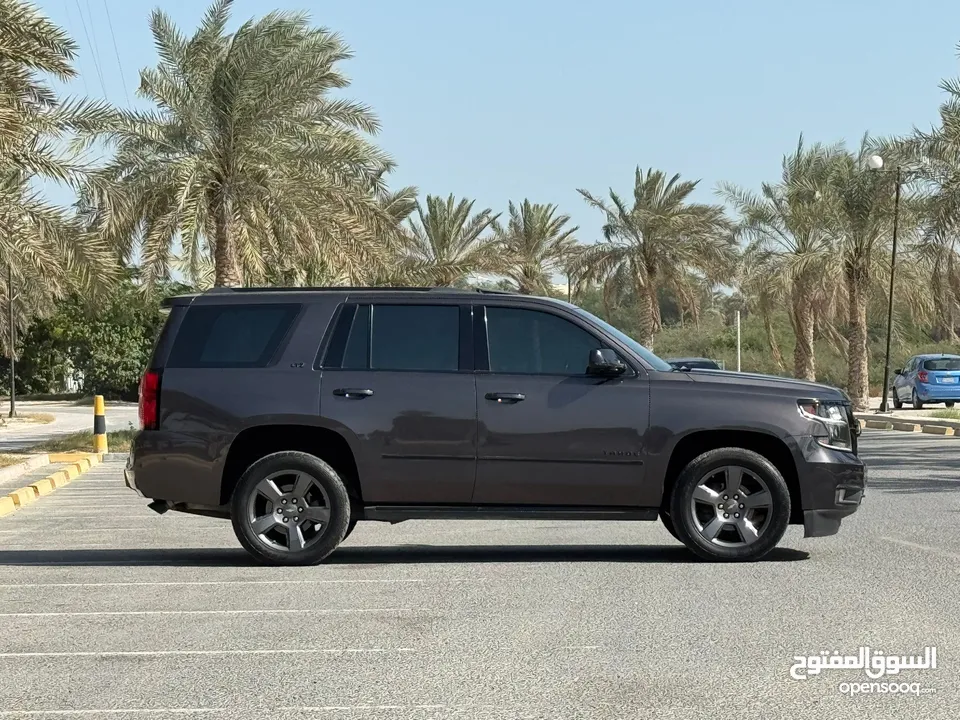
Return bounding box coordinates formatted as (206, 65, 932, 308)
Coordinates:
(230, 451, 351, 566)
(668, 448, 791, 562)
(892, 389, 903, 409)
(912, 390, 924, 410)
(946, 401, 955, 408)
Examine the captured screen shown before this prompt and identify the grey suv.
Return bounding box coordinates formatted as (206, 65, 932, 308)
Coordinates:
(125, 287, 865, 565)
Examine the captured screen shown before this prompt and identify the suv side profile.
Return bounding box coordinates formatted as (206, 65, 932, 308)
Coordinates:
(125, 287, 866, 565)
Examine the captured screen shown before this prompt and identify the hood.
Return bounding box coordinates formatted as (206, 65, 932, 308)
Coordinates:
(682, 368, 848, 401)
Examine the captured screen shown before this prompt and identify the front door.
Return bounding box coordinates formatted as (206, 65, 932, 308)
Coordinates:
(320, 302, 477, 504)
(473, 305, 649, 507)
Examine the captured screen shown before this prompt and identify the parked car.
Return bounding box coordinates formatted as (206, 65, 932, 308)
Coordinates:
(125, 287, 865, 566)
(892, 353, 960, 409)
(667, 357, 722, 370)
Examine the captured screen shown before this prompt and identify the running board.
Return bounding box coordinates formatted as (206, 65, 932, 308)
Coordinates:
(360, 505, 659, 523)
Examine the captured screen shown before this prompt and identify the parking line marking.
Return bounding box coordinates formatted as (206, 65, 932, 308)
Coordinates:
(0, 608, 409, 618)
(0, 648, 414, 658)
(0, 579, 446, 588)
(881, 536, 960, 560)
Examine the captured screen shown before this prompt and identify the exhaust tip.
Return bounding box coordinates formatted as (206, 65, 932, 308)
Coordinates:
(147, 500, 172, 515)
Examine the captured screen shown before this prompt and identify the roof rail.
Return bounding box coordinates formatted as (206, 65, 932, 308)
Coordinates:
(199, 286, 518, 295)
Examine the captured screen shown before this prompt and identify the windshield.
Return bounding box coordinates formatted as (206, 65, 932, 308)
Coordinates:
(923, 358, 960, 371)
(558, 301, 675, 372)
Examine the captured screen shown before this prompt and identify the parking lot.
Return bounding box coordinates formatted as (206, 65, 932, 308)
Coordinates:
(0, 431, 957, 719)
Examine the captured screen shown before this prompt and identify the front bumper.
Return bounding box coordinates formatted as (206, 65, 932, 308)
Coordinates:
(795, 436, 866, 538)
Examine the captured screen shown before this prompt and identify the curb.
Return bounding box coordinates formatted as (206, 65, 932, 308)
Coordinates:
(921, 425, 955, 436)
(855, 413, 960, 436)
(0, 453, 104, 518)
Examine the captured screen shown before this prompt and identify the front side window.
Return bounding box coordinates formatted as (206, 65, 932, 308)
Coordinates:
(485, 307, 600, 375)
(369, 304, 459, 372)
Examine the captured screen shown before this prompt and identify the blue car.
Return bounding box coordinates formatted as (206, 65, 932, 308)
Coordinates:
(892, 353, 960, 409)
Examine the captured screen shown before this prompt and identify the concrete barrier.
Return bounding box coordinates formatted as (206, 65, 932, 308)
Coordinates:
(921, 425, 955, 436)
(891, 422, 922, 433)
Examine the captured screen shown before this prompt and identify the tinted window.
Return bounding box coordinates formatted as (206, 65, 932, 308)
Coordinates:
(167, 304, 300, 368)
(486, 307, 599, 374)
(369, 305, 459, 371)
(923, 358, 960, 371)
(342, 305, 370, 369)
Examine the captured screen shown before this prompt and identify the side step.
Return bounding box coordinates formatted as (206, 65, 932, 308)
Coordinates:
(361, 505, 658, 523)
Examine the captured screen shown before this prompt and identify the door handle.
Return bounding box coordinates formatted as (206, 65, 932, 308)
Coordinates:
(485, 392, 525, 404)
(333, 388, 374, 399)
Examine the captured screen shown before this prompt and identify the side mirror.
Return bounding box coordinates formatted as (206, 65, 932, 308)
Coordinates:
(894, 368, 902, 376)
(587, 348, 626, 376)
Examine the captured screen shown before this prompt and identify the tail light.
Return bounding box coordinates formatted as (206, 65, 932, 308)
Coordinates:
(918, 370, 929, 383)
(138, 369, 161, 430)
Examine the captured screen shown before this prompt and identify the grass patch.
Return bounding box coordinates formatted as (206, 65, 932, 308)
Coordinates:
(929, 408, 960, 420)
(27, 428, 137, 454)
(0, 454, 28, 468)
(20, 412, 55, 424)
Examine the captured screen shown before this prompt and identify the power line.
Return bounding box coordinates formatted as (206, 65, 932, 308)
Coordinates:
(62, 0, 89, 96)
(102, 0, 131, 107)
(73, 0, 107, 99)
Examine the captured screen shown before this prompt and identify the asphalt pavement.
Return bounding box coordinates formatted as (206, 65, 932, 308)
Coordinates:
(0, 432, 957, 718)
(0, 401, 138, 452)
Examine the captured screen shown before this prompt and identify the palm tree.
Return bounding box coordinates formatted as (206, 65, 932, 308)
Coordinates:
(494, 200, 578, 294)
(399, 194, 500, 286)
(81, 0, 394, 288)
(719, 137, 839, 381)
(577, 167, 735, 348)
(820, 140, 914, 410)
(737, 245, 787, 373)
(0, 0, 115, 355)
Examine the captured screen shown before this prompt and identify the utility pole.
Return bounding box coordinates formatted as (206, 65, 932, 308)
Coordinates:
(7, 263, 14, 419)
(737, 310, 740, 372)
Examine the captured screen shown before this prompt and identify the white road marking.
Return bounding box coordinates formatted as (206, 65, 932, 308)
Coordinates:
(0, 608, 408, 618)
(881, 536, 960, 560)
(0, 579, 434, 588)
(0, 705, 476, 716)
(0, 648, 414, 658)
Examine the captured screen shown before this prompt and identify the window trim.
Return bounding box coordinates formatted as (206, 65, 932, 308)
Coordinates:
(477, 303, 639, 378)
(317, 303, 356, 369)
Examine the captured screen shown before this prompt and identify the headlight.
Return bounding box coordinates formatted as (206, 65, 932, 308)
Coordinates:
(798, 399, 853, 451)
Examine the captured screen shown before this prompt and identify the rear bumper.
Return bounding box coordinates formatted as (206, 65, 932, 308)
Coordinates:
(795, 436, 866, 538)
(916, 383, 960, 401)
(123, 450, 143, 497)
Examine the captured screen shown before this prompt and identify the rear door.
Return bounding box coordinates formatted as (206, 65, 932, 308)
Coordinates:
(319, 301, 477, 504)
(472, 304, 650, 507)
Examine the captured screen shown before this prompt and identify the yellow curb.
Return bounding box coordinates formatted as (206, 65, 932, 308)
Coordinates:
(0, 496, 16, 517)
(9, 487, 35, 508)
(62, 464, 80, 481)
(29, 478, 54, 496)
(864, 419, 893, 430)
(858, 419, 866, 430)
(891, 422, 922, 432)
(48, 452, 94, 463)
(48, 470, 71, 488)
(921, 425, 955, 436)
(77, 457, 92, 471)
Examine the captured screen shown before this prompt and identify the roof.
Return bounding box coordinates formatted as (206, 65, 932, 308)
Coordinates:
(913, 353, 960, 359)
(162, 285, 531, 308)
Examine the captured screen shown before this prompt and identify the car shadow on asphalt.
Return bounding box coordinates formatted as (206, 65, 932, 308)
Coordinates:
(0, 544, 810, 566)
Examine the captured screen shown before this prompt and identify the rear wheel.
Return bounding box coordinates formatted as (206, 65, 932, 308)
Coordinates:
(892, 388, 903, 409)
(912, 390, 924, 410)
(230, 451, 350, 566)
(343, 519, 358, 541)
(946, 401, 955, 408)
(669, 448, 791, 562)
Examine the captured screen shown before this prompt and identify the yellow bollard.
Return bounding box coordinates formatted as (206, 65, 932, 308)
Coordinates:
(93, 395, 108, 454)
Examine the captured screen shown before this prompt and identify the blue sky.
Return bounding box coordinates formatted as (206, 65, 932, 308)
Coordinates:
(35, 0, 960, 241)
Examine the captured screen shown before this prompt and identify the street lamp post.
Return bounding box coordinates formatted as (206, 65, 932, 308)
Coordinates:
(867, 154, 903, 414)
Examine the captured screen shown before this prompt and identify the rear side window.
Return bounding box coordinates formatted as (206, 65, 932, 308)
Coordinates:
(923, 358, 960, 371)
(370, 305, 459, 371)
(167, 304, 301, 368)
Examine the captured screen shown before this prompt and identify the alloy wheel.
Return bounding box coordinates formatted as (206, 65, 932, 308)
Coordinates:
(689, 465, 772, 547)
(245, 470, 332, 552)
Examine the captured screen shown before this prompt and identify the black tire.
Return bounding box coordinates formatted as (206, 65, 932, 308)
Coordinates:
(659, 511, 681, 542)
(892, 389, 903, 409)
(668, 447, 791, 562)
(912, 390, 924, 410)
(946, 401, 955, 408)
(230, 451, 351, 566)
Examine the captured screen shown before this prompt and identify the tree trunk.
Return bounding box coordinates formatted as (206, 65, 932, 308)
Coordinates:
(845, 264, 870, 411)
(648, 284, 662, 335)
(213, 197, 242, 287)
(791, 278, 816, 381)
(762, 302, 785, 373)
(632, 272, 656, 348)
